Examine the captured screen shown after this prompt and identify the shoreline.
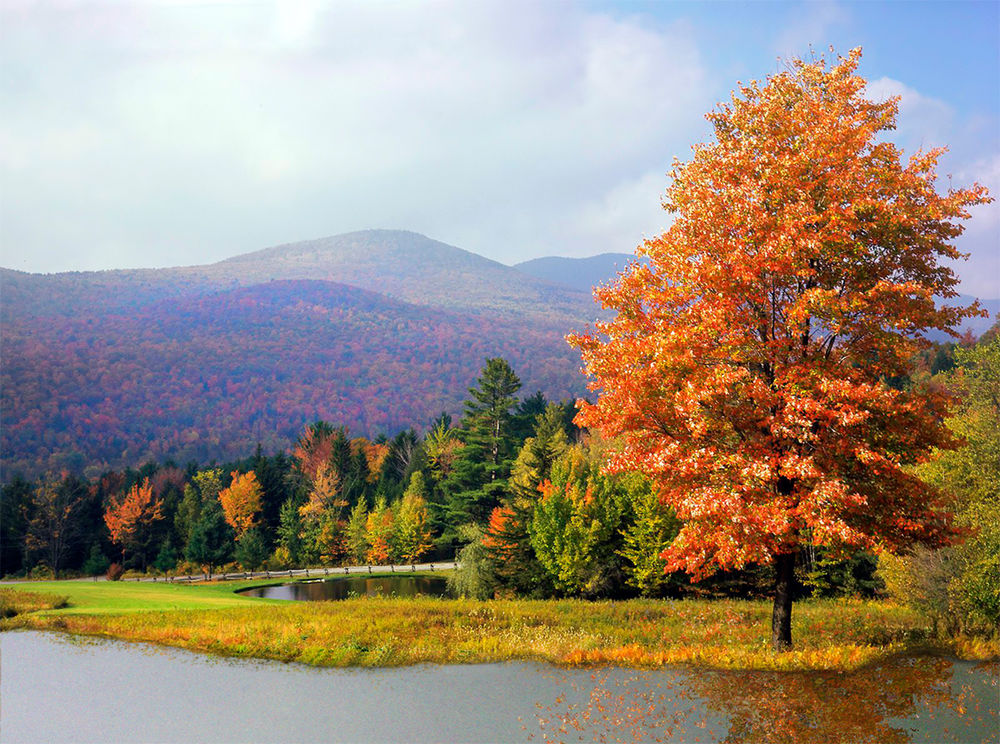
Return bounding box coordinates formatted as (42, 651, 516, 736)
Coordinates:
(3, 581, 997, 673)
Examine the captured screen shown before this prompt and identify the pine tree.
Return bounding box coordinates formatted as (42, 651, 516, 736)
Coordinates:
(444, 358, 522, 527)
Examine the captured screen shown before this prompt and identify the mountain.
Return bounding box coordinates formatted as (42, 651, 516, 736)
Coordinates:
(1, 230, 607, 478)
(513, 253, 643, 295)
(1, 279, 587, 477)
(3, 230, 594, 322)
(951, 297, 1000, 339)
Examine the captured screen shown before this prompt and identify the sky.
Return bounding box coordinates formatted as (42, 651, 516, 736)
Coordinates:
(1, 0, 997, 297)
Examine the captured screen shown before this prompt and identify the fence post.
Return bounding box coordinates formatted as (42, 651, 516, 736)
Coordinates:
(368, 565, 372, 574)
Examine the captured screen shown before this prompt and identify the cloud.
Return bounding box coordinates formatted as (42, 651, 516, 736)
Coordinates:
(0, 1, 711, 272)
(0, 0, 994, 299)
(773, 1, 849, 60)
(865, 77, 955, 151)
(953, 153, 1000, 298)
(864, 78, 996, 298)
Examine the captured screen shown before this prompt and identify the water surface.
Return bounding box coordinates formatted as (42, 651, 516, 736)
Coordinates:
(2, 631, 996, 743)
(239, 574, 450, 601)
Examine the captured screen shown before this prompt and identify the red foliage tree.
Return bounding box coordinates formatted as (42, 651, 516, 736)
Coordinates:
(104, 479, 164, 568)
(570, 50, 990, 650)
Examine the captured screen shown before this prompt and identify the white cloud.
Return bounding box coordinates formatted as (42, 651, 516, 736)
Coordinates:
(953, 153, 1000, 298)
(773, 1, 849, 60)
(0, 0, 711, 271)
(866, 77, 955, 151)
(562, 170, 671, 258)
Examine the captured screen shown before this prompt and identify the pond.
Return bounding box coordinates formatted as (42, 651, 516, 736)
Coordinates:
(2, 631, 997, 743)
(239, 574, 450, 601)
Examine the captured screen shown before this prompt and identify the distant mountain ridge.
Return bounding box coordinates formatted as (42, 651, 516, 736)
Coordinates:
(514, 253, 644, 295)
(2, 230, 595, 322)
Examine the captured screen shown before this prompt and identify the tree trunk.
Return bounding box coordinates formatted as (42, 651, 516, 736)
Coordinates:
(772, 550, 796, 651)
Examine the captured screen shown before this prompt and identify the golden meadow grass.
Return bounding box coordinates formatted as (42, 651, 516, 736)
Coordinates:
(5, 579, 995, 671)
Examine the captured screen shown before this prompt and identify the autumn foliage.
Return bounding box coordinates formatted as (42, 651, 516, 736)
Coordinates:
(217, 471, 263, 538)
(104, 479, 164, 563)
(571, 50, 990, 648)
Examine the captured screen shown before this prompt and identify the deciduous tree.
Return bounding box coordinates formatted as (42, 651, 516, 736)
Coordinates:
(104, 478, 164, 568)
(218, 470, 263, 538)
(394, 472, 434, 564)
(571, 50, 989, 649)
(24, 476, 87, 575)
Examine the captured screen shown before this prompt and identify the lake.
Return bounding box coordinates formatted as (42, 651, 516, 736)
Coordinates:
(239, 574, 450, 601)
(3, 631, 997, 743)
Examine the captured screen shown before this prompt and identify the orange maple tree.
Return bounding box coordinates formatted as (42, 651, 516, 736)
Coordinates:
(217, 470, 263, 538)
(104, 478, 164, 565)
(570, 49, 991, 650)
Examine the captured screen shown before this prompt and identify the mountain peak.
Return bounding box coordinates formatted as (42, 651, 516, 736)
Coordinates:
(200, 229, 590, 318)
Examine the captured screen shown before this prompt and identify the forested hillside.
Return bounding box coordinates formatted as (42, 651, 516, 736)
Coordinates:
(2, 278, 585, 477)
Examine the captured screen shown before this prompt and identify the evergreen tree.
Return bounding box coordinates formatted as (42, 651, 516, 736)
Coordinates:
(443, 358, 522, 528)
(1, 477, 31, 576)
(510, 390, 547, 445)
(276, 498, 304, 565)
(235, 528, 269, 571)
(185, 499, 232, 577)
(82, 542, 111, 577)
(483, 403, 571, 596)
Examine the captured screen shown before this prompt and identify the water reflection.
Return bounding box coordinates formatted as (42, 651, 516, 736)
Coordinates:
(531, 656, 999, 743)
(239, 575, 450, 601)
(2, 631, 996, 744)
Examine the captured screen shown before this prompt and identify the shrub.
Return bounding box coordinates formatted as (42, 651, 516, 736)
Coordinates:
(27, 563, 55, 580)
(82, 544, 111, 577)
(106, 562, 124, 581)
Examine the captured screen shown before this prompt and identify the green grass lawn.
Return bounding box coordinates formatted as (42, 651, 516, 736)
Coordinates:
(2, 579, 266, 615)
(3, 578, 996, 671)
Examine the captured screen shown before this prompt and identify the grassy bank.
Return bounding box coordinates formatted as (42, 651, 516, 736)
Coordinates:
(2, 580, 996, 671)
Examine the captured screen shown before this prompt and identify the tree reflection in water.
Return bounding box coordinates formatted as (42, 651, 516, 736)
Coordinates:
(529, 657, 999, 743)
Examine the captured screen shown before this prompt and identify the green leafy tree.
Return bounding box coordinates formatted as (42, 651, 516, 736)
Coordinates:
(345, 500, 369, 564)
(619, 477, 681, 597)
(176, 469, 224, 554)
(276, 498, 304, 565)
(881, 330, 1000, 633)
(529, 440, 630, 597)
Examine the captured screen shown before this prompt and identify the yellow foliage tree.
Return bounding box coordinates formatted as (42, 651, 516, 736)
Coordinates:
(217, 471, 262, 538)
